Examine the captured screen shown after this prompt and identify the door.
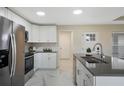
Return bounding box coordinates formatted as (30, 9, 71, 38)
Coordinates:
(0, 50, 11, 86)
(11, 23, 25, 86)
(0, 16, 12, 86)
(59, 31, 72, 59)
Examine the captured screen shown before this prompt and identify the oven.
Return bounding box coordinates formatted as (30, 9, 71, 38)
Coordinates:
(25, 53, 34, 74)
(25, 52, 34, 83)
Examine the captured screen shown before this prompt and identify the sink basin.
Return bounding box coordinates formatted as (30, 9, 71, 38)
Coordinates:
(81, 56, 107, 63)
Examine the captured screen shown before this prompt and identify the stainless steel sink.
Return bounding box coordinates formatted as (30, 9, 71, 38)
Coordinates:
(81, 56, 107, 63)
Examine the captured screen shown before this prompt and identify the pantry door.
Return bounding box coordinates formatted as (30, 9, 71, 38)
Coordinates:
(59, 31, 72, 59)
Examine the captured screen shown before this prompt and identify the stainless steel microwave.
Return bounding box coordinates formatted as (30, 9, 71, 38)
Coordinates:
(25, 31, 29, 42)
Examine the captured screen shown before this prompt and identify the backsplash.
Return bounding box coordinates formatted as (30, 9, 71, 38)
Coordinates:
(28, 43, 58, 52)
(25, 43, 31, 53)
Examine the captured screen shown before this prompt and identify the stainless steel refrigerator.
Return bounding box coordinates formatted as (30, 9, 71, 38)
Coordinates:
(0, 16, 25, 86)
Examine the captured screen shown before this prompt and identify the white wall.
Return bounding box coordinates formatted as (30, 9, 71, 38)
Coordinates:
(58, 25, 124, 56)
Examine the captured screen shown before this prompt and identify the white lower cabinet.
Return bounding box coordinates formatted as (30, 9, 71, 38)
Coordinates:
(34, 53, 41, 71)
(34, 53, 57, 70)
(47, 53, 57, 68)
(76, 58, 124, 86)
(76, 59, 94, 86)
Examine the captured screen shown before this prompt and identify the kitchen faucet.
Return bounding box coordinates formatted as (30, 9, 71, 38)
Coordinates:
(92, 43, 104, 58)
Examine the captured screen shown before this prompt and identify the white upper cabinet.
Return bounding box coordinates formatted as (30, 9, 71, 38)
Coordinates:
(7, 10, 13, 20)
(39, 26, 48, 42)
(39, 26, 57, 43)
(0, 8, 57, 43)
(29, 25, 57, 43)
(47, 26, 57, 42)
(30, 25, 40, 42)
(0, 8, 31, 32)
(0, 8, 4, 16)
(0, 8, 8, 18)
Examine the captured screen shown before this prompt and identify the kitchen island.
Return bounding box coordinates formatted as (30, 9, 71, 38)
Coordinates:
(73, 54, 124, 86)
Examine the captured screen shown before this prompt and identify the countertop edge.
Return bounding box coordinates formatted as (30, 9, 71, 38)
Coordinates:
(74, 54, 124, 77)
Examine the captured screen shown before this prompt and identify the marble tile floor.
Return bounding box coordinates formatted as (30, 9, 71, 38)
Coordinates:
(25, 60, 74, 86)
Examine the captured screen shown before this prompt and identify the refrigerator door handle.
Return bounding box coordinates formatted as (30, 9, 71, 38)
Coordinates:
(12, 33, 16, 76)
(10, 33, 14, 78)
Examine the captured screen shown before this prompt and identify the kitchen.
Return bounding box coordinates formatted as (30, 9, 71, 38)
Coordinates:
(1, 7, 124, 86)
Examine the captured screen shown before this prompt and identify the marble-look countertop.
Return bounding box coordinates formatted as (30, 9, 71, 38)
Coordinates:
(74, 53, 124, 76)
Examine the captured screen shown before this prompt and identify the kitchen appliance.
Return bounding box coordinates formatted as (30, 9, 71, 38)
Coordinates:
(25, 52, 34, 74)
(0, 16, 25, 86)
(25, 31, 29, 42)
(25, 52, 34, 83)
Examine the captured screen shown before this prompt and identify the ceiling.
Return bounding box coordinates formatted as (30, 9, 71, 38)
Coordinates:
(9, 7, 124, 25)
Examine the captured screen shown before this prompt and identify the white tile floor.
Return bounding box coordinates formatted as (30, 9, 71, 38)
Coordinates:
(25, 59, 74, 86)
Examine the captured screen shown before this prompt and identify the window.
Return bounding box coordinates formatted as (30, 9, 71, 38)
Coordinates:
(85, 33, 96, 42)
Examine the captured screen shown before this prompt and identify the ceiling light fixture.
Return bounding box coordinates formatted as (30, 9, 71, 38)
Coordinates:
(73, 9, 82, 15)
(36, 11, 45, 16)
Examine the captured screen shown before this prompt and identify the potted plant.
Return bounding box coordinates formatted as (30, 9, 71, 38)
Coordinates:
(86, 48, 92, 56)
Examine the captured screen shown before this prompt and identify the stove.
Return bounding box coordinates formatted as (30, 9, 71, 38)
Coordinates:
(25, 52, 34, 83)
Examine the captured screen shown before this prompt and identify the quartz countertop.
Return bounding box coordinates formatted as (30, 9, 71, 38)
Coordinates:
(74, 53, 124, 76)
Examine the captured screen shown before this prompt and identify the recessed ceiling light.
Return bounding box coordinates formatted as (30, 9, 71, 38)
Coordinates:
(36, 11, 45, 16)
(73, 9, 82, 15)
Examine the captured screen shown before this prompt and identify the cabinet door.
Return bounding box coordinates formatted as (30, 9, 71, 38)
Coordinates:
(31, 25, 40, 42)
(25, 22, 31, 32)
(28, 28, 34, 42)
(85, 75, 93, 86)
(48, 53, 56, 68)
(39, 26, 47, 42)
(7, 10, 13, 21)
(47, 26, 57, 42)
(34, 53, 41, 71)
(76, 59, 82, 85)
(0, 8, 4, 16)
(76, 68, 81, 85)
(79, 69, 86, 86)
(76, 59, 94, 86)
(79, 61, 94, 86)
(40, 53, 48, 68)
(0, 8, 8, 18)
(39, 26, 57, 42)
